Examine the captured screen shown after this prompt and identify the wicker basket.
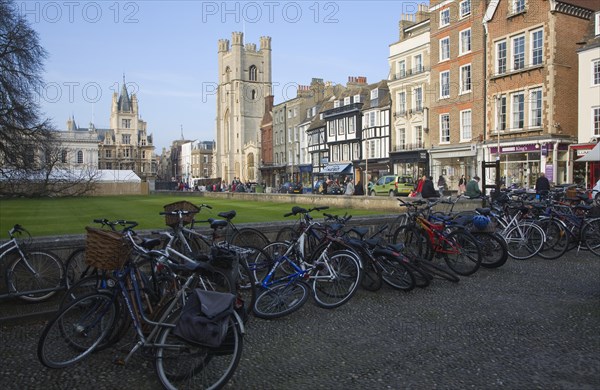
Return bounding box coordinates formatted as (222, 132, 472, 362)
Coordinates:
(163, 200, 199, 227)
(85, 227, 132, 270)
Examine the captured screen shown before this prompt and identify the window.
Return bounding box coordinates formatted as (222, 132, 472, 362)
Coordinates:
(460, 110, 472, 141)
(496, 95, 507, 131)
(61, 150, 68, 163)
(414, 87, 423, 111)
(371, 89, 379, 100)
(288, 109, 292, 118)
(496, 40, 507, 74)
(512, 0, 525, 14)
(348, 118, 355, 134)
(529, 88, 542, 128)
(124, 148, 130, 158)
(440, 37, 450, 61)
(511, 92, 525, 129)
(122, 119, 131, 128)
(249, 65, 257, 81)
(596, 13, 600, 36)
(440, 114, 450, 143)
(369, 111, 376, 127)
(344, 96, 351, 105)
(398, 127, 406, 149)
(459, 29, 471, 55)
(531, 29, 543, 66)
(460, 64, 472, 93)
(594, 107, 600, 136)
(415, 126, 423, 147)
(594, 60, 600, 85)
(105, 150, 111, 158)
(398, 60, 406, 77)
(398, 92, 406, 114)
(512, 35, 525, 71)
(338, 119, 345, 135)
(440, 9, 450, 27)
(77, 151, 83, 164)
(334, 100, 340, 108)
(328, 123, 335, 137)
(440, 71, 450, 98)
(414, 55, 422, 73)
(460, 0, 471, 18)
(354, 94, 361, 103)
(122, 134, 130, 144)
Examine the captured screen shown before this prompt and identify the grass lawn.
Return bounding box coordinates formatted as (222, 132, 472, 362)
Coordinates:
(0, 194, 384, 238)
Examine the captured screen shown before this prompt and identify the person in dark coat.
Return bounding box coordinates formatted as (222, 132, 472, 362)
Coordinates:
(535, 172, 550, 197)
(535, 173, 550, 194)
(421, 176, 438, 199)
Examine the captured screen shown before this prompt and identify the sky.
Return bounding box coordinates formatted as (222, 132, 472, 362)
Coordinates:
(20, 0, 418, 152)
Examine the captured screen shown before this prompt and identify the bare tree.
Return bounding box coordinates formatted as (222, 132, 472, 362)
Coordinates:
(0, 0, 100, 197)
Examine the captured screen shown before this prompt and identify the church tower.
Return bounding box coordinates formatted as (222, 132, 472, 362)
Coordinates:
(215, 32, 272, 182)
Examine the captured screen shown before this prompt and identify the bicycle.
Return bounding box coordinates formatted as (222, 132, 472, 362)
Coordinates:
(252, 206, 362, 319)
(393, 198, 482, 276)
(37, 223, 245, 389)
(0, 224, 64, 302)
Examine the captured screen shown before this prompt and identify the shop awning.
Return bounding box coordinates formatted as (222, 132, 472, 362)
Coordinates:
(320, 163, 352, 174)
(577, 143, 600, 162)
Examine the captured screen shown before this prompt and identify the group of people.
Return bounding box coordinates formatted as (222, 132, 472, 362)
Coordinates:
(409, 174, 484, 199)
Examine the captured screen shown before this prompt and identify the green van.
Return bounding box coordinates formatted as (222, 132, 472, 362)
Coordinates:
(370, 175, 415, 197)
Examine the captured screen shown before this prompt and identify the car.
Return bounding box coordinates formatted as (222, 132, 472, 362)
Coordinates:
(370, 175, 415, 197)
(280, 182, 302, 194)
(327, 182, 344, 195)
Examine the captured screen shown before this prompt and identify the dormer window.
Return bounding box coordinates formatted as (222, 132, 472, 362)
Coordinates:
(370, 89, 379, 100)
(596, 12, 600, 36)
(344, 96, 351, 105)
(512, 0, 525, 14)
(354, 94, 361, 103)
(334, 100, 340, 108)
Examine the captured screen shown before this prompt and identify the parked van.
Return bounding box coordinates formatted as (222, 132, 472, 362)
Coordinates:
(370, 175, 415, 197)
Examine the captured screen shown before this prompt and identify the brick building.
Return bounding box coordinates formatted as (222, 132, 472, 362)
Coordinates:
(483, 0, 599, 188)
(429, 0, 487, 191)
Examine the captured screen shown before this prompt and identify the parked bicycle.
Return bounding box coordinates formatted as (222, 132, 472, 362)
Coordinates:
(0, 224, 64, 302)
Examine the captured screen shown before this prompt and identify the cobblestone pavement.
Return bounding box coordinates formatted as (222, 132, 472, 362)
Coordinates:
(1, 251, 598, 390)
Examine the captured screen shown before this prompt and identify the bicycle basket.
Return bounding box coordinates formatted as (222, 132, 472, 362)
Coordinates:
(163, 200, 199, 227)
(84, 227, 132, 270)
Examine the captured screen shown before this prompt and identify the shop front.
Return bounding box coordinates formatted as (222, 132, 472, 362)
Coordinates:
(490, 142, 569, 189)
(355, 159, 390, 190)
(389, 150, 429, 184)
(571, 143, 600, 188)
(429, 144, 478, 193)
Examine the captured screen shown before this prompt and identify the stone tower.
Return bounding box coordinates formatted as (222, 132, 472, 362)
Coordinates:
(215, 32, 272, 182)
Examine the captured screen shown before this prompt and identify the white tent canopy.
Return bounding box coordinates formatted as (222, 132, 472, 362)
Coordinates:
(96, 170, 141, 182)
(577, 143, 600, 162)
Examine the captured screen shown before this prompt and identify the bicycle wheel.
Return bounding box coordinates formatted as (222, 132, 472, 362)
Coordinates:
(37, 291, 118, 368)
(64, 247, 96, 288)
(393, 225, 431, 260)
(470, 231, 509, 269)
(536, 219, 569, 260)
(361, 258, 383, 292)
(417, 260, 460, 283)
(504, 222, 545, 260)
(441, 230, 482, 276)
(311, 250, 362, 309)
(235, 260, 257, 321)
(8, 250, 65, 302)
(253, 281, 309, 319)
(259, 241, 299, 280)
(230, 228, 269, 249)
(378, 256, 415, 291)
(155, 310, 243, 390)
(275, 227, 299, 243)
(582, 218, 600, 256)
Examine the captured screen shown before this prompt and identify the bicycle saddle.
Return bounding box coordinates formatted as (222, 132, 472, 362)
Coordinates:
(218, 211, 236, 220)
